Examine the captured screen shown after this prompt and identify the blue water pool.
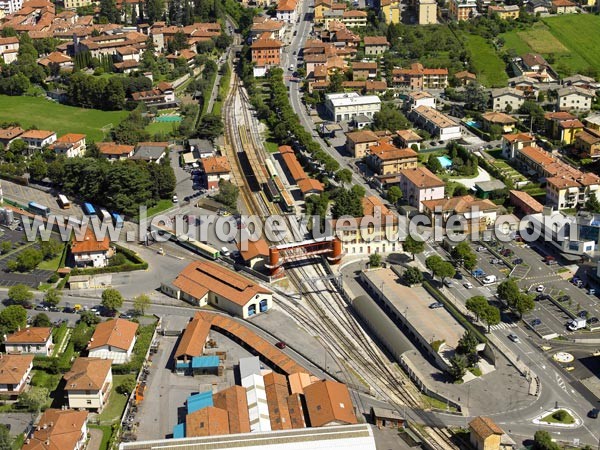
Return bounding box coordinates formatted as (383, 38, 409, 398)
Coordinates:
(437, 156, 453, 169)
(465, 120, 481, 129)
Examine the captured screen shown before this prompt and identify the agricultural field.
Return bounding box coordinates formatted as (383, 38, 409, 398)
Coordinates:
(461, 34, 508, 87)
(500, 15, 600, 76)
(0, 95, 127, 142)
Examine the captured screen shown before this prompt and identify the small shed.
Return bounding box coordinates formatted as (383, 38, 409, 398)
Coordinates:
(474, 180, 506, 199)
(68, 275, 90, 290)
(190, 356, 220, 375)
(370, 407, 405, 429)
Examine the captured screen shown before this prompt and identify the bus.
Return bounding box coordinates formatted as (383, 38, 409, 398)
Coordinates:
(57, 194, 71, 209)
(179, 237, 220, 260)
(82, 203, 96, 216)
(98, 208, 111, 223)
(111, 212, 124, 229)
(28, 201, 50, 218)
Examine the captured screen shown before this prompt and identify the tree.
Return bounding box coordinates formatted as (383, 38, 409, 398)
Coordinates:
(14, 248, 43, 272)
(448, 354, 467, 381)
(425, 255, 443, 275)
(585, 193, 600, 213)
(496, 278, 521, 307)
(335, 168, 353, 185)
(28, 156, 48, 181)
(79, 310, 101, 327)
(196, 114, 223, 140)
(8, 284, 34, 305)
(451, 241, 477, 270)
(40, 239, 62, 260)
(0, 305, 27, 333)
(518, 101, 545, 131)
(0, 424, 11, 450)
(402, 266, 423, 286)
(168, 31, 188, 53)
(387, 186, 403, 205)
(403, 235, 424, 261)
(133, 294, 151, 316)
(369, 253, 382, 268)
(457, 330, 478, 355)
(33, 313, 52, 327)
(464, 82, 489, 111)
(44, 289, 62, 307)
(0, 241, 11, 254)
(116, 375, 137, 395)
(18, 386, 48, 412)
(99, 0, 120, 23)
(145, 0, 165, 24)
(481, 304, 501, 333)
(533, 431, 561, 450)
(101, 288, 124, 311)
(514, 293, 535, 318)
(372, 104, 409, 131)
(435, 261, 456, 281)
(214, 179, 239, 211)
(465, 296, 488, 321)
(426, 154, 443, 173)
(331, 187, 363, 218)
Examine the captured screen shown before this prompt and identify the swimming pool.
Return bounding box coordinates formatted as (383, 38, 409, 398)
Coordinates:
(437, 155, 453, 169)
(156, 115, 182, 123)
(465, 120, 481, 129)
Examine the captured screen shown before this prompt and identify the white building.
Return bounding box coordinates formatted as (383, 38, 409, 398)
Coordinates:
(0, 354, 33, 395)
(163, 260, 273, 319)
(4, 327, 53, 356)
(87, 319, 139, 364)
(52, 133, 86, 158)
(491, 87, 526, 112)
(64, 357, 113, 412)
(0, 0, 22, 14)
(0, 36, 19, 64)
(557, 86, 595, 112)
(398, 167, 445, 212)
(242, 373, 272, 432)
(325, 92, 382, 122)
(71, 228, 113, 268)
(20, 130, 57, 150)
(409, 105, 461, 141)
(406, 91, 436, 110)
(276, 0, 298, 23)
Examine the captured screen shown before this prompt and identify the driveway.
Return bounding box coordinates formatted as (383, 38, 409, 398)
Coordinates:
(451, 165, 491, 189)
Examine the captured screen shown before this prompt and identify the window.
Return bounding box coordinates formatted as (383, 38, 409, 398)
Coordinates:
(86, 400, 92, 405)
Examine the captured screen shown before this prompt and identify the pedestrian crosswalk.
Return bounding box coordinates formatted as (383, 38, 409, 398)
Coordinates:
(490, 322, 518, 331)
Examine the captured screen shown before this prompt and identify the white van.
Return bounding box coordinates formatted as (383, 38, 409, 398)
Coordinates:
(482, 275, 497, 284)
(221, 247, 231, 257)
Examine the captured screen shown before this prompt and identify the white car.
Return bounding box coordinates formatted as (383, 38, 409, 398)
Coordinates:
(508, 333, 520, 343)
(463, 282, 473, 289)
(536, 285, 544, 292)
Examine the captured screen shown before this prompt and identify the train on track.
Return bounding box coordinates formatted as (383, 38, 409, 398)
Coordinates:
(262, 158, 294, 213)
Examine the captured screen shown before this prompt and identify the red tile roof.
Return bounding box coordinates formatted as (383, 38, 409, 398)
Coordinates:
(174, 312, 211, 360)
(303, 380, 357, 427)
(88, 318, 138, 351)
(22, 409, 88, 450)
(6, 327, 51, 344)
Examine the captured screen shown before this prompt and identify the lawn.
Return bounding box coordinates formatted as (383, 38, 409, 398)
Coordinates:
(0, 95, 127, 142)
(38, 245, 66, 271)
(541, 409, 575, 424)
(461, 34, 508, 87)
(89, 425, 112, 450)
(31, 370, 61, 393)
(145, 198, 174, 217)
(97, 375, 129, 424)
(500, 16, 600, 76)
(145, 120, 178, 136)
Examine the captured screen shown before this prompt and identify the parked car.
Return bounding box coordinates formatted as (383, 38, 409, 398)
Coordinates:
(476, 246, 486, 252)
(578, 310, 588, 318)
(490, 258, 502, 265)
(119, 313, 133, 320)
(429, 302, 444, 309)
(588, 408, 599, 419)
(472, 268, 486, 277)
(464, 282, 473, 289)
(536, 285, 544, 292)
(454, 272, 463, 280)
(275, 341, 286, 349)
(535, 294, 548, 301)
(443, 279, 454, 288)
(63, 307, 76, 314)
(557, 295, 570, 302)
(508, 333, 520, 343)
(513, 258, 523, 264)
(588, 317, 599, 325)
(530, 318, 542, 327)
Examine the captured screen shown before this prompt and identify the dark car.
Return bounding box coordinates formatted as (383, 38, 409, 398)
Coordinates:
(530, 318, 542, 327)
(275, 341, 286, 349)
(101, 309, 117, 318)
(535, 294, 548, 301)
(63, 307, 76, 314)
(557, 295, 570, 302)
(119, 313, 133, 320)
(429, 302, 444, 309)
(578, 310, 588, 318)
(589, 408, 599, 419)
(454, 272, 463, 280)
(513, 258, 523, 264)
(588, 317, 599, 325)
(49, 306, 61, 312)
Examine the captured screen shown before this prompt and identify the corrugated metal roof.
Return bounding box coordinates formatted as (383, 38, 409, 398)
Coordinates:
(187, 391, 214, 414)
(191, 356, 220, 369)
(172, 422, 185, 438)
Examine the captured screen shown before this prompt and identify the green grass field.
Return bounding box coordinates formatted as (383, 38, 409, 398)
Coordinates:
(0, 95, 127, 142)
(500, 15, 600, 76)
(145, 121, 178, 136)
(462, 35, 508, 87)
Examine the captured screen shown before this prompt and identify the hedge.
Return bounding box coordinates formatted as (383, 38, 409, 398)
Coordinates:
(112, 323, 156, 375)
(423, 281, 488, 344)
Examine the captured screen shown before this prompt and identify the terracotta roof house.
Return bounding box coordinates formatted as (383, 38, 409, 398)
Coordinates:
(481, 111, 517, 133)
(345, 129, 379, 157)
(237, 238, 270, 270)
(70, 227, 113, 268)
(20, 129, 57, 151)
(88, 319, 139, 364)
(173, 312, 212, 364)
(303, 380, 357, 427)
(213, 385, 251, 434)
(164, 261, 273, 319)
(97, 142, 135, 161)
(52, 133, 86, 158)
(454, 70, 477, 85)
(0, 354, 34, 396)
(63, 357, 113, 411)
(469, 416, 506, 450)
(0, 126, 24, 147)
(397, 166, 445, 211)
(4, 327, 53, 356)
(185, 406, 230, 437)
(366, 139, 418, 175)
(201, 156, 231, 190)
(22, 409, 88, 450)
(264, 372, 293, 430)
(501, 132, 536, 159)
(422, 195, 499, 232)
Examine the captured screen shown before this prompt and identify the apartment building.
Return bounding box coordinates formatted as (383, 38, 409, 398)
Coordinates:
(63, 357, 113, 411)
(366, 140, 418, 175)
(392, 63, 448, 90)
(52, 133, 86, 158)
(363, 36, 389, 56)
(97, 142, 135, 161)
(345, 130, 380, 158)
(70, 227, 113, 268)
(574, 129, 600, 158)
(491, 87, 526, 112)
(406, 91, 436, 110)
(0, 36, 19, 64)
(409, 105, 461, 140)
(131, 82, 176, 108)
(398, 166, 445, 211)
(251, 36, 283, 77)
(22, 409, 88, 450)
(0, 0, 22, 14)
(557, 86, 595, 112)
(351, 61, 377, 80)
(487, 4, 520, 18)
(325, 92, 381, 122)
(201, 156, 231, 190)
(449, 0, 478, 20)
(544, 111, 584, 145)
(20, 130, 57, 151)
(379, 0, 401, 24)
(276, 0, 298, 23)
(396, 129, 423, 150)
(419, 0, 438, 24)
(0, 354, 34, 396)
(422, 195, 500, 233)
(501, 132, 535, 159)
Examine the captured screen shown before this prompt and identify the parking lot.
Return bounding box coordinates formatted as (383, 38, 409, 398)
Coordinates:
(0, 227, 55, 287)
(1, 179, 84, 218)
(135, 329, 256, 440)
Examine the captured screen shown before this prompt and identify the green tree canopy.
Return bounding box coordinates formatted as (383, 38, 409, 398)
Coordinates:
(101, 288, 124, 311)
(402, 266, 423, 286)
(133, 294, 151, 316)
(33, 313, 52, 327)
(465, 295, 488, 321)
(456, 330, 479, 355)
(8, 284, 34, 305)
(403, 235, 425, 261)
(372, 104, 409, 131)
(40, 239, 62, 260)
(448, 354, 468, 381)
(368, 253, 381, 268)
(116, 375, 137, 395)
(387, 186, 403, 205)
(44, 289, 62, 307)
(497, 278, 521, 306)
(481, 304, 501, 332)
(18, 386, 48, 412)
(0, 305, 27, 333)
(451, 241, 477, 270)
(426, 154, 443, 173)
